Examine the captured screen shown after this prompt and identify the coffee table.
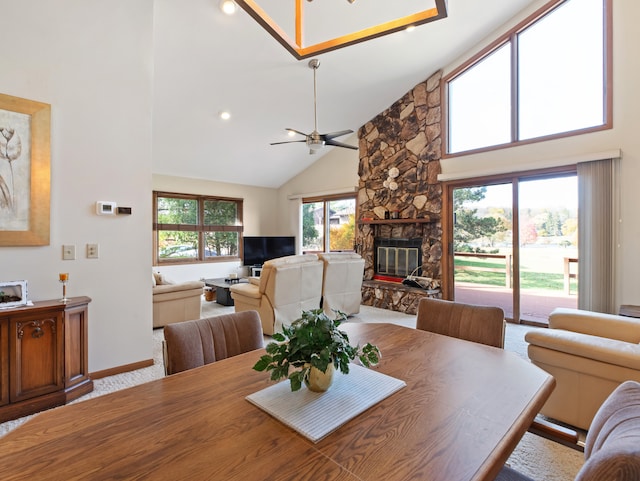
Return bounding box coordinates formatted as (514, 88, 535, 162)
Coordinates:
(203, 277, 247, 306)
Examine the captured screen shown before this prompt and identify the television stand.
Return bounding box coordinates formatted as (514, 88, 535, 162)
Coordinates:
(251, 265, 263, 277)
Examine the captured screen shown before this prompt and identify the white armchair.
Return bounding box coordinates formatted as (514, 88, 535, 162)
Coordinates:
(526, 307, 640, 430)
(317, 252, 364, 317)
(229, 254, 323, 335)
(152, 272, 204, 328)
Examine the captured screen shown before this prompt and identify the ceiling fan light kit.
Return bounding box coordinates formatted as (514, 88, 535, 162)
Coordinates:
(270, 59, 357, 155)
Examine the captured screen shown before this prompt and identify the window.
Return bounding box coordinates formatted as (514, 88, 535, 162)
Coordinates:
(445, 0, 610, 155)
(154, 191, 243, 264)
(302, 195, 356, 253)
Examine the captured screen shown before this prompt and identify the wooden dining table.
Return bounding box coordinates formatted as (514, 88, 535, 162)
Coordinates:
(0, 322, 554, 481)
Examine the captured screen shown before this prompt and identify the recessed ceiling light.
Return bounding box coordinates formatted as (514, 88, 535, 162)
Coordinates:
(219, 111, 231, 120)
(406, 25, 416, 32)
(220, 0, 237, 15)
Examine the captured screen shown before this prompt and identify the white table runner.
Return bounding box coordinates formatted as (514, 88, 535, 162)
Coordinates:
(246, 364, 406, 443)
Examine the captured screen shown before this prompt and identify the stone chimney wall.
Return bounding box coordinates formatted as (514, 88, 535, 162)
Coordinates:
(356, 70, 443, 286)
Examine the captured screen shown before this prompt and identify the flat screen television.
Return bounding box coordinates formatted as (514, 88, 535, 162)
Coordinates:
(243, 236, 296, 266)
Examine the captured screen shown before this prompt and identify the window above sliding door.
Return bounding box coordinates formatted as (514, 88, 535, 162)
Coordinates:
(444, 0, 611, 156)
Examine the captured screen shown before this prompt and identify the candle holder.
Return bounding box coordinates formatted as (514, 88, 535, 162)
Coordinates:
(59, 273, 69, 303)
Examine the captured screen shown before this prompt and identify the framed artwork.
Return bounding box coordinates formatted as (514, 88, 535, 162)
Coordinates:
(0, 93, 50, 246)
(0, 280, 28, 308)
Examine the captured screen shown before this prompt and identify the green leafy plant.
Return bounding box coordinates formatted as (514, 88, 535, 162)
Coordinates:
(253, 309, 381, 391)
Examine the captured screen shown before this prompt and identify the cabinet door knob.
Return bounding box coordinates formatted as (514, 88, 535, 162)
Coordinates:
(31, 327, 43, 339)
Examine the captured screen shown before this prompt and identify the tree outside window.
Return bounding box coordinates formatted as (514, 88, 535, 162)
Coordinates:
(154, 192, 242, 263)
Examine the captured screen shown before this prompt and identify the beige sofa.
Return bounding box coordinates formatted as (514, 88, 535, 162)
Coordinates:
(526, 307, 640, 430)
(318, 252, 364, 317)
(229, 254, 323, 335)
(152, 272, 204, 328)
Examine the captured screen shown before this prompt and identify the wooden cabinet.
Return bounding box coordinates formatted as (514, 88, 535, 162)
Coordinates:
(0, 297, 93, 422)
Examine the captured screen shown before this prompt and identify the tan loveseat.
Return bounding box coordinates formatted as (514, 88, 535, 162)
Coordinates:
(526, 307, 640, 430)
(229, 254, 323, 335)
(152, 272, 204, 328)
(318, 252, 364, 317)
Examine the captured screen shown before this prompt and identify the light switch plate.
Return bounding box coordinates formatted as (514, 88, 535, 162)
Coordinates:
(62, 245, 76, 260)
(87, 243, 99, 259)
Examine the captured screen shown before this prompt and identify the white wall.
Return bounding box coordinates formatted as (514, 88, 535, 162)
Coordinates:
(276, 137, 360, 235)
(152, 174, 280, 281)
(0, 0, 155, 372)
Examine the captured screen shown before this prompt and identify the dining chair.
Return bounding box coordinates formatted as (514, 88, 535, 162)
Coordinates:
(415, 297, 505, 348)
(163, 310, 264, 375)
(497, 380, 640, 481)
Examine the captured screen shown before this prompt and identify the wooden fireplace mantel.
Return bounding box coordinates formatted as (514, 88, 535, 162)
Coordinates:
(358, 217, 438, 225)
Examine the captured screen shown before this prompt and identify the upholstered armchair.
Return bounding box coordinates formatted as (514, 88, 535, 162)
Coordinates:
(229, 254, 324, 335)
(152, 271, 204, 328)
(526, 307, 640, 430)
(317, 252, 364, 317)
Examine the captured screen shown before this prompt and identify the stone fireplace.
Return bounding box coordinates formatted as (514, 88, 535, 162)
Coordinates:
(356, 70, 443, 314)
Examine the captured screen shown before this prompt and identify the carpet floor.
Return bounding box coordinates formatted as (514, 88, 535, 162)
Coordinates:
(0, 302, 584, 480)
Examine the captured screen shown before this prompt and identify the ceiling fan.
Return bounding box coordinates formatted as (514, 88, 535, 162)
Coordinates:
(270, 59, 357, 155)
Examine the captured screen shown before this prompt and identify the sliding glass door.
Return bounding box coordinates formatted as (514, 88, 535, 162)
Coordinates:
(453, 183, 514, 320)
(518, 177, 578, 322)
(451, 171, 578, 324)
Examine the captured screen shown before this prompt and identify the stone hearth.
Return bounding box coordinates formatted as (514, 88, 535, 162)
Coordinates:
(356, 70, 443, 314)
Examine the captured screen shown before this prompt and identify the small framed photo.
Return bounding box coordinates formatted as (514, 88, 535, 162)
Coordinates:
(0, 280, 28, 308)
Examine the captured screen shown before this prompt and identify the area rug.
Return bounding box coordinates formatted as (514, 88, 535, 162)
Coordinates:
(0, 302, 584, 480)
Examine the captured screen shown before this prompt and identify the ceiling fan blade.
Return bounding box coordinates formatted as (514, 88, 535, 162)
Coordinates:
(285, 128, 308, 137)
(270, 140, 307, 145)
(323, 129, 353, 140)
(325, 138, 358, 150)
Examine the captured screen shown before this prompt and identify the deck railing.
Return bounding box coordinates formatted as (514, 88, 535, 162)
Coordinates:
(454, 252, 512, 288)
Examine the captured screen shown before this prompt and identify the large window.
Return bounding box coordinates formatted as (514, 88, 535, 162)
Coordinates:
(154, 191, 243, 264)
(302, 195, 356, 253)
(445, 0, 610, 155)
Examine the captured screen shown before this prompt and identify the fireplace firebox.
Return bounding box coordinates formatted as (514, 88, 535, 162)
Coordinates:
(374, 237, 422, 279)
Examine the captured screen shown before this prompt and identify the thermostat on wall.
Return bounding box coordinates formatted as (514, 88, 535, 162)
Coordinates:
(96, 201, 117, 215)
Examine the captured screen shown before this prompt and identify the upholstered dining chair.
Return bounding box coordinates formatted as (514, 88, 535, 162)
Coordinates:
(415, 297, 505, 348)
(497, 380, 640, 481)
(163, 310, 264, 375)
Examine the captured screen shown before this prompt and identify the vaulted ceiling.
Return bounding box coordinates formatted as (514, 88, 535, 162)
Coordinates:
(151, 0, 540, 188)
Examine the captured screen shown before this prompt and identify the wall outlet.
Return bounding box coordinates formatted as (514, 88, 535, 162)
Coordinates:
(87, 243, 99, 259)
(62, 245, 76, 260)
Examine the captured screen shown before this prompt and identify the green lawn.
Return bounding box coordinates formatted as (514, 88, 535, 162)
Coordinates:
(454, 257, 578, 292)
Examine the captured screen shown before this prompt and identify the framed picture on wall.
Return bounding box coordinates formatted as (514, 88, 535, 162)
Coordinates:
(0, 93, 50, 246)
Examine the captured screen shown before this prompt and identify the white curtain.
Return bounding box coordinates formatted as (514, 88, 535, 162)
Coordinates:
(577, 158, 620, 313)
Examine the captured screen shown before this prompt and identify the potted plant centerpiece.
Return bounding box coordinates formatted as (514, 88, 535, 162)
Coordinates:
(253, 309, 381, 392)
